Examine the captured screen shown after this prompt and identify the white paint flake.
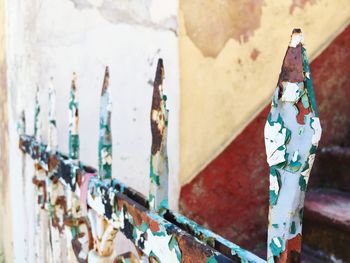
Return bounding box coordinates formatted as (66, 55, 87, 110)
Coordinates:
(272, 237, 282, 248)
(281, 82, 301, 103)
(269, 173, 279, 196)
(289, 32, 304, 48)
(310, 117, 322, 145)
(301, 154, 315, 183)
(264, 121, 288, 166)
(292, 151, 299, 162)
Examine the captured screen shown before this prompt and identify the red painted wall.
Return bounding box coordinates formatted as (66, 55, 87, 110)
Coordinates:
(179, 24, 350, 256)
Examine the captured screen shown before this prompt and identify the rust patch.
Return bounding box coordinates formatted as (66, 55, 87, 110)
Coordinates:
(295, 99, 311, 124)
(114, 252, 139, 263)
(176, 235, 212, 263)
(275, 234, 301, 263)
(48, 155, 59, 172)
(250, 48, 260, 61)
(101, 66, 109, 95)
(278, 44, 304, 98)
(150, 59, 164, 155)
(118, 198, 143, 227)
(290, 0, 316, 14)
(182, 0, 264, 57)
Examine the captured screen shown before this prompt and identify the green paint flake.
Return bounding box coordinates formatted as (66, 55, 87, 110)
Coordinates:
(152, 230, 166, 237)
(168, 235, 182, 261)
(310, 145, 317, 154)
(206, 256, 218, 263)
(299, 175, 307, 191)
(272, 224, 279, 229)
(160, 198, 168, 209)
(298, 126, 304, 135)
(272, 88, 279, 108)
(269, 237, 284, 257)
(290, 221, 296, 234)
(299, 208, 304, 223)
(301, 93, 310, 109)
(269, 167, 281, 206)
(301, 46, 318, 116)
(150, 171, 160, 186)
(287, 151, 302, 173)
(69, 134, 80, 160)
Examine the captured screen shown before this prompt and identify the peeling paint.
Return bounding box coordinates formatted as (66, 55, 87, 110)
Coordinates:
(98, 67, 112, 181)
(20, 62, 265, 262)
(181, 0, 263, 57)
(265, 29, 321, 262)
(290, 0, 317, 14)
(21, 131, 265, 262)
(149, 59, 169, 213)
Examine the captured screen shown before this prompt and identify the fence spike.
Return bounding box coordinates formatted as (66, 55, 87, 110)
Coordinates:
(18, 110, 29, 260)
(149, 58, 169, 213)
(48, 77, 58, 153)
(32, 84, 50, 261)
(66, 72, 92, 262)
(69, 72, 80, 163)
(34, 85, 41, 141)
(17, 110, 26, 135)
(98, 66, 112, 181)
(264, 29, 322, 262)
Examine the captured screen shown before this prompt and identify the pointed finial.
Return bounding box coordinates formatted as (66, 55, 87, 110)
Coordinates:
(101, 66, 109, 95)
(17, 110, 26, 135)
(149, 58, 169, 212)
(48, 77, 57, 152)
(69, 72, 80, 161)
(265, 29, 321, 262)
(98, 66, 112, 180)
(289, 28, 304, 48)
(34, 85, 41, 140)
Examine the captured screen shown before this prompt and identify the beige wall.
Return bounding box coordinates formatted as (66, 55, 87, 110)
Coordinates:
(0, 0, 14, 261)
(179, 0, 350, 184)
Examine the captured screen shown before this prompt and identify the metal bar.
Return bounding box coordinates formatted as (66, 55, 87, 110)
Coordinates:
(88, 66, 119, 261)
(98, 66, 112, 181)
(149, 59, 169, 213)
(17, 110, 29, 262)
(264, 29, 322, 263)
(65, 72, 92, 263)
(47, 77, 67, 263)
(32, 85, 50, 262)
(20, 135, 264, 263)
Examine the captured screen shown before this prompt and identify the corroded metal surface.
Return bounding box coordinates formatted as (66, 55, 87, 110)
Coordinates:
(264, 29, 321, 263)
(149, 59, 169, 213)
(20, 134, 264, 262)
(47, 77, 68, 263)
(21, 61, 265, 263)
(65, 73, 92, 263)
(98, 67, 112, 181)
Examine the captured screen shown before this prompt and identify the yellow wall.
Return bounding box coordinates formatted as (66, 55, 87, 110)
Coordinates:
(179, 0, 350, 184)
(0, 0, 13, 261)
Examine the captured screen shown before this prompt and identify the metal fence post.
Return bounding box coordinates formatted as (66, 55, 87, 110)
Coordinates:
(149, 59, 169, 214)
(264, 29, 322, 263)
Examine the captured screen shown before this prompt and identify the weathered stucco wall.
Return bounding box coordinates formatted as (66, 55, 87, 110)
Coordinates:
(0, 0, 13, 261)
(179, 0, 350, 184)
(5, 0, 179, 261)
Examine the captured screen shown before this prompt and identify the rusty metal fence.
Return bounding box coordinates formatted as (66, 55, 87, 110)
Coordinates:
(18, 29, 321, 263)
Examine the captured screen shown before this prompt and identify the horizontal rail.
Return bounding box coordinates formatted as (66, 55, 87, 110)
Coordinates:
(20, 134, 265, 263)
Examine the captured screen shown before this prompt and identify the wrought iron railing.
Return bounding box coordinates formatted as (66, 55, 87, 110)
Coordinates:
(18, 29, 321, 263)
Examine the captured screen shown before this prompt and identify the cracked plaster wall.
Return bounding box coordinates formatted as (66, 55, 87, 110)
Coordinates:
(179, 0, 350, 184)
(5, 0, 179, 261)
